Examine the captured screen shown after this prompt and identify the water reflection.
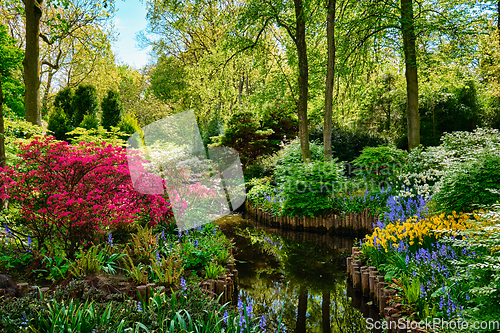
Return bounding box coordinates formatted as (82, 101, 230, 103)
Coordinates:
(217, 214, 375, 332)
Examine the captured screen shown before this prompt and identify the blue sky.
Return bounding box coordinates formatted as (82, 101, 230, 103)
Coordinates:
(112, 0, 150, 69)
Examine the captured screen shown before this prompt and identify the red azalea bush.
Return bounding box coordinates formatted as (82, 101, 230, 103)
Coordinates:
(0, 136, 173, 257)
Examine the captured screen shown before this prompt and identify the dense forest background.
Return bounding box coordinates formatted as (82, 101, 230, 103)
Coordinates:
(1, 0, 500, 167)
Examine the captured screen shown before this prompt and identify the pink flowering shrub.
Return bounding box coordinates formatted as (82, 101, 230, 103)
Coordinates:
(0, 136, 173, 257)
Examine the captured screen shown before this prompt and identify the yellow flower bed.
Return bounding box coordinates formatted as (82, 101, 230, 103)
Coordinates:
(365, 211, 471, 251)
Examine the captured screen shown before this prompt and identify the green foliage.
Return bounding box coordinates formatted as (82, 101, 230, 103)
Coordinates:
(434, 152, 500, 213)
(419, 80, 481, 146)
(34, 255, 70, 282)
(260, 102, 298, 149)
(309, 126, 389, 162)
(259, 138, 324, 174)
(204, 261, 226, 279)
(150, 55, 188, 107)
(123, 256, 149, 285)
(247, 182, 284, 216)
(0, 23, 24, 118)
(53, 87, 74, 121)
(119, 112, 141, 144)
(101, 90, 122, 130)
(79, 113, 100, 130)
(47, 107, 71, 140)
(1, 77, 24, 118)
(71, 84, 98, 127)
(0, 247, 33, 273)
(276, 160, 344, 217)
(352, 145, 408, 183)
(69, 244, 125, 278)
(211, 111, 273, 166)
(150, 253, 184, 286)
(0, 24, 23, 78)
(3, 118, 45, 166)
(65, 126, 128, 147)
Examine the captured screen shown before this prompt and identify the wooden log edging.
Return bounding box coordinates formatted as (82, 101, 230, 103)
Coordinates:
(199, 261, 238, 305)
(347, 244, 426, 333)
(245, 201, 376, 234)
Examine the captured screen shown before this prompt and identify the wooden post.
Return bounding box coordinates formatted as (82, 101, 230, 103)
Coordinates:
(361, 270, 370, 296)
(16, 283, 29, 298)
(352, 265, 361, 290)
(347, 257, 352, 279)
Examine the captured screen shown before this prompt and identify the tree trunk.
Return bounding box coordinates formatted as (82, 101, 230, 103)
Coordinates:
(322, 290, 331, 333)
(0, 74, 6, 210)
(498, 0, 500, 47)
(324, 0, 336, 161)
(401, 0, 419, 150)
(294, 0, 312, 162)
(296, 286, 308, 333)
(42, 69, 54, 112)
(0, 74, 5, 169)
(23, 0, 43, 126)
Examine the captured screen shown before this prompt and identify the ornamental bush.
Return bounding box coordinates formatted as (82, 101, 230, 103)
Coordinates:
(53, 87, 74, 121)
(0, 136, 173, 258)
(434, 152, 500, 213)
(71, 84, 98, 127)
(47, 107, 71, 140)
(351, 145, 407, 183)
(101, 90, 122, 130)
(276, 160, 344, 217)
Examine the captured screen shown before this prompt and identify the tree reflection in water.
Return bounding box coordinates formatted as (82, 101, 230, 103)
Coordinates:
(218, 214, 373, 332)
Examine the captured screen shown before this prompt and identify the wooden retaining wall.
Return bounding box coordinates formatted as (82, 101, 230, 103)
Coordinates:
(245, 201, 376, 234)
(347, 245, 420, 333)
(243, 215, 355, 250)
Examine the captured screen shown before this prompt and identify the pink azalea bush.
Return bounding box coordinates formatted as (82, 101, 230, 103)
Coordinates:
(0, 136, 173, 257)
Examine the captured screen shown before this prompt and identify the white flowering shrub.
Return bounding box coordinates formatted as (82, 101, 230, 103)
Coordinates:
(397, 128, 500, 206)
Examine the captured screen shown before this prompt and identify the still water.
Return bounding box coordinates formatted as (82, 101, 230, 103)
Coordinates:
(217, 213, 381, 333)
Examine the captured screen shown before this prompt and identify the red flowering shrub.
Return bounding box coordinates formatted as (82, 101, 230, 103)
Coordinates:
(0, 136, 173, 257)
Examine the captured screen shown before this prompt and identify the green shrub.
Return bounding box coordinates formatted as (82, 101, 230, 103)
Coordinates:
(276, 160, 344, 217)
(309, 126, 388, 162)
(47, 107, 71, 140)
(419, 80, 481, 147)
(101, 90, 122, 130)
(119, 112, 140, 135)
(4, 117, 45, 166)
(65, 126, 127, 147)
(396, 128, 500, 202)
(53, 87, 74, 121)
(119, 113, 141, 146)
(351, 145, 407, 183)
(246, 182, 283, 216)
(434, 152, 500, 213)
(260, 138, 324, 174)
(71, 84, 98, 127)
(211, 110, 273, 166)
(79, 113, 99, 130)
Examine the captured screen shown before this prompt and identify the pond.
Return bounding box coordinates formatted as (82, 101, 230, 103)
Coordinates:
(217, 213, 382, 333)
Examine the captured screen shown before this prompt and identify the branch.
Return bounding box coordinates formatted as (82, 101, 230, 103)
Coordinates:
(222, 17, 272, 70)
(39, 33, 54, 45)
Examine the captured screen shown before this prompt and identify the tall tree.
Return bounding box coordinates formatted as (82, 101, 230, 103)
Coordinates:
(23, 0, 43, 125)
(101, 89, 122, 130)
(324, 0, 336, 161)
(296, 286, 308, 332)
(322, 290, 331, 333)
(236, 0, 315, 161)
(293, 0, 312, 162)
(72, 84, 98, 127)
(401, 0, 419, 149)
(20, 0, 114, 124)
